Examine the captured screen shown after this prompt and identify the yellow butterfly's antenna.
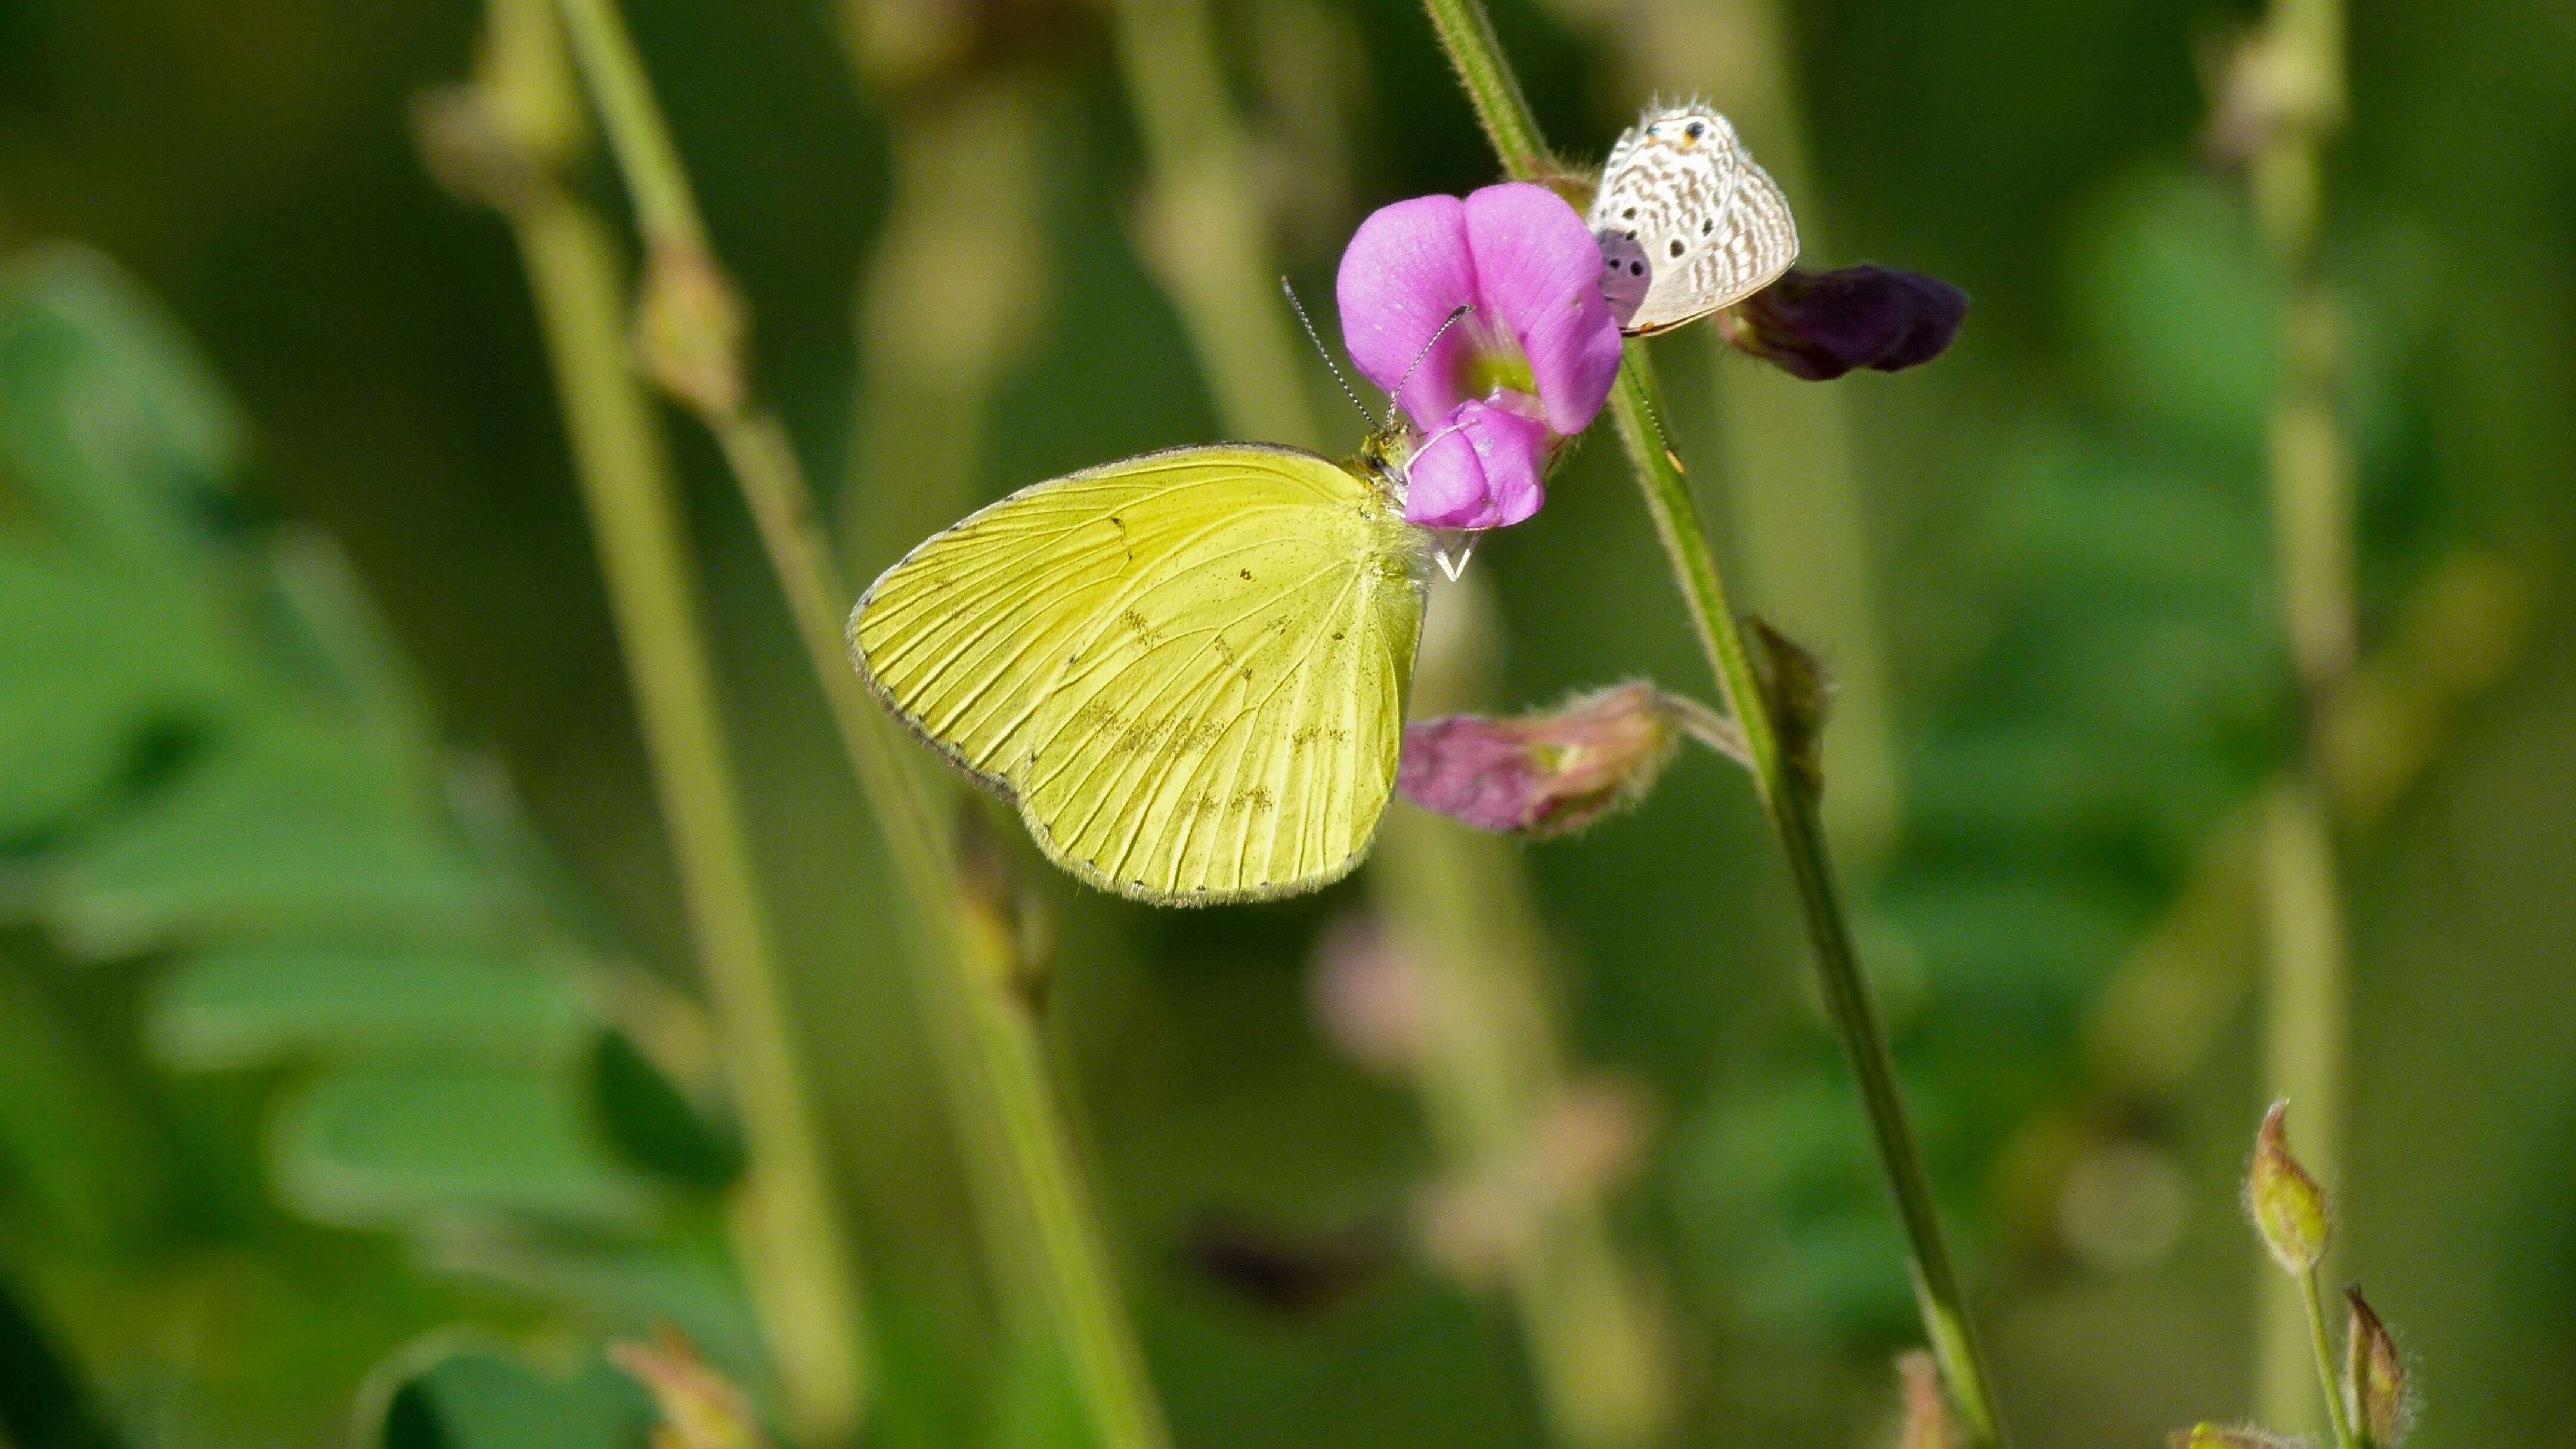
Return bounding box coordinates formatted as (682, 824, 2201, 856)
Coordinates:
(1384, 304, 1474, 432)
(1280, 278, 1375, 428)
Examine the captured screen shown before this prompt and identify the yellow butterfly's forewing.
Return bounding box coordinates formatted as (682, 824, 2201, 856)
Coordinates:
(849, 444, 1431, 905)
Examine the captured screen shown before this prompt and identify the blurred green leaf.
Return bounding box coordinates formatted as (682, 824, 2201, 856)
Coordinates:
(2067, 169, 2279, 450)
(145, 944, 589, 1070)
(377, 1348, 625, 1449)
(0, 247, 245, 577)
(45, 746, 494, 958)
(273, 1067, 658, 1231)
(0, 1271, 126, 1449)
(0, 959, 171, 1250)
(0, 542, 228, 844)
(588, 1030, 744, 1193)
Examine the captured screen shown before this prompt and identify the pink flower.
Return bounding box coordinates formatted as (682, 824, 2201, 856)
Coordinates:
(1337, 184, 1624, 530)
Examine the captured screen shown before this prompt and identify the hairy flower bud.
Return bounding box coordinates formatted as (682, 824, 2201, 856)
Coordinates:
(635, 241, 749, 421)
(2342, 1289, 2412, 1447)
(1717, 264, 1967, 381)
(2246, 1101, 2331, 1275)
(1397, 683, 1683, 837)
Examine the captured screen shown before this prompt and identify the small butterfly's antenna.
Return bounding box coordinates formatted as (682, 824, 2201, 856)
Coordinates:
(1384, 304, 1474, 431)
(1280, 278, 1374, 428)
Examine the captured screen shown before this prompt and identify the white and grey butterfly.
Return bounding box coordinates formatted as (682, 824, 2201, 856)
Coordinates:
(1588, 103, 1799, 336)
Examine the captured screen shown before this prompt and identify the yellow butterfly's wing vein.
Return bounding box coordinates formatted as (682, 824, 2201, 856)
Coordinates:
(1098, 563, 1360, 888)
(849, 444, 1428, 905)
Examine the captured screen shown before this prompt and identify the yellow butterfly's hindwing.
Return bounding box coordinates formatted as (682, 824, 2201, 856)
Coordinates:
(849, 444, 1431, 905)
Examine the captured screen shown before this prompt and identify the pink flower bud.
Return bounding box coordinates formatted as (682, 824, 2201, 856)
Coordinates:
(1397, 683, 1683, 838)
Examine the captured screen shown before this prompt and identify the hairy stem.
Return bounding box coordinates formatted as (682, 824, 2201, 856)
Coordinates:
(2243, 0, 2354, 1430)
(1413, 0, 2010, 1439)
(2301, 1269, 2358, 1449)
(542, 2, 1171, 1444)
(462, 5, 870, 1436)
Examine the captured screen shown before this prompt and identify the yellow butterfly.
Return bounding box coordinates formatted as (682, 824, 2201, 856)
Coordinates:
(847, 426, 1432, 905)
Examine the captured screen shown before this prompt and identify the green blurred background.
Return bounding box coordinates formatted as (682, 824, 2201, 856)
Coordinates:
(2, 0, 2572, 1445)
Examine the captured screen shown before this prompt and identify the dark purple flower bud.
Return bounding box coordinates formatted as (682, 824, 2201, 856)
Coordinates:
(1397, 683, 1682, 837)
(1717, 264, 1968, 382)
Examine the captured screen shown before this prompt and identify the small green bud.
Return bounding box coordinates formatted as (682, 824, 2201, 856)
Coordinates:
(2246, 1101, 2330, 1275)
(635, 240, 749, 422)
(2342, 1288, 2412, 1447)
(2170, 1425, 2312, 1449)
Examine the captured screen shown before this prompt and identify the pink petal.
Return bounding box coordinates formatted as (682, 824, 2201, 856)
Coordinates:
(1402, 401, 1547, 530)
(1462, 184, 1624, 436)
(1336, 195, 1476, 431)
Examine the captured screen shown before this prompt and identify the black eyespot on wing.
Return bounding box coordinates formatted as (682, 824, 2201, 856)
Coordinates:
(1622, 206, 1636, 219)
(1685, 120, 1705, 139)
(1702, 218, 1714, 234)
(1668, 240, 1685, 258)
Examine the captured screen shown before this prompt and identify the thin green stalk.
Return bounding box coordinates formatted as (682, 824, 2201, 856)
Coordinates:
(710, 413, 1170, 1449)
(1111, 0, 1322, 447)
(541, 4, 1171, 1444)
(2300, 1269, 2358, 1449)
(457, 7, 871, 1436)
(841, 82, 1046, 561)
(1414, 0, 2008, 1439)
(2241, 0, 2354, 1429)
(1566, 0, 1908, 865)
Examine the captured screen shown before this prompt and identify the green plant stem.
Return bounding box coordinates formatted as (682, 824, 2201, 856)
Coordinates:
(1414, 0, 2008, 1439)
(2244, 0, 2353, 1430)
(710, 414, 1171, 1449)
(541, 4, 1170, 1444)
(1111, 0, 1323, 447)
(1576, 0, 1907, 865)
(2301, 1269, 2358, 1449)
(468, 12, 871, 1433)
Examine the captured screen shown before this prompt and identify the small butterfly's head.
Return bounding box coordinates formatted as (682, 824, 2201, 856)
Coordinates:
(1643, 106, 1735, 153)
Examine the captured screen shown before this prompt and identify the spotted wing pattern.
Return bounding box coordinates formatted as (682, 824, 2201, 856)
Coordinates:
(850, 444, 1431, 905)
(1589, 105, 1800, 335)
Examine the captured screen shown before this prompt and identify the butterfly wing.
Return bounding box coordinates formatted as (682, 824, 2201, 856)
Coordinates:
(851, 444, 1431, 905)
(1590, 112, 1800, 336)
